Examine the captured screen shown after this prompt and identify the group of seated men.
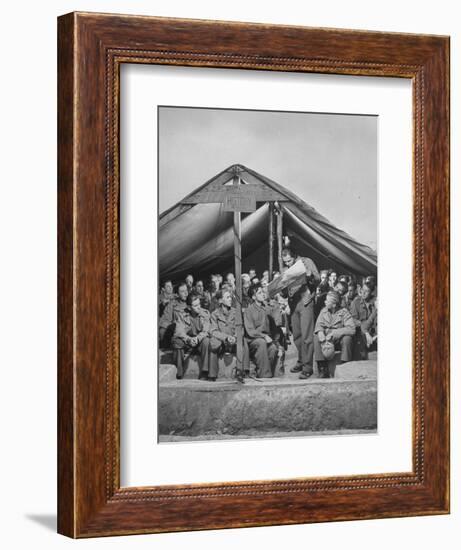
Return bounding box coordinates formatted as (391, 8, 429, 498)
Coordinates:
(159, 267, 377, 381)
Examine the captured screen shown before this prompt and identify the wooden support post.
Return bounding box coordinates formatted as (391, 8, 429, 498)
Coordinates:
(268, 202, 274, 281)
(276, 205, 284, 273)
(233, 176, 244, 381)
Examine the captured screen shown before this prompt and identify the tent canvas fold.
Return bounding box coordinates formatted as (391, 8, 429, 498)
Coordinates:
(159, 164, 377, 283)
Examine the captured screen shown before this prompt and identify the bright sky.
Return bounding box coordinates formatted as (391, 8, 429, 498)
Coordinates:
(159, 107, 377, 250)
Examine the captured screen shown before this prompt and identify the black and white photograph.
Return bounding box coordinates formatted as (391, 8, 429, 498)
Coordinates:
(1, 0, 455, 547)
(157, 106, 378, 443)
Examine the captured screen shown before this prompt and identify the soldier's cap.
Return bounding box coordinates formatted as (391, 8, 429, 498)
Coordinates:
(320, 340, 336, 360)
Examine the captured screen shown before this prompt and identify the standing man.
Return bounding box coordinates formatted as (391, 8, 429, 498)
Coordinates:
(243, 284, 278, 378)
(171, 292, 211, 380)
(314, 290, 356, 378)
(209, 289, 249, 380)
(281, 246, 320, 379)
(159, 281, 188, 348)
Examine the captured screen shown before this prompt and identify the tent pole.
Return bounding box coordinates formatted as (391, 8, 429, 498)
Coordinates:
(268, 202, 274, 281)
(233, 175, 244, 382)
(277, 205, 284, 272)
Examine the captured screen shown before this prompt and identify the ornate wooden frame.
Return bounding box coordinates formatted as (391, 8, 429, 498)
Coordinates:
(57, 12, 450, 538)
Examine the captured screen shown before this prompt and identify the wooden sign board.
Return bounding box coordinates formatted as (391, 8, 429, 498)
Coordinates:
(222, 194, 256, 212)
(181, 183, 287, 204)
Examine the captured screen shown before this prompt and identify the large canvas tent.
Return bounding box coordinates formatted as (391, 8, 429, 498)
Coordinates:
(159, 164, 377, 283)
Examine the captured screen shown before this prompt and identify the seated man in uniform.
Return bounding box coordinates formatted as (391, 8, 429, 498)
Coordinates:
(261, 270, 270, 285)
(171, 292, 211, 380)
(209, 289, 249, 381)
(159, 279, 176, 317)
(267, 293, 291, 373)
(328, 270, 338, 290)
(158, 281, 188, 348)
(241, 273, 252, 309)
(314, 271, 330, 321)
(334, 280, 349, 309)
(319, 269, 329, 287)
(185, 274, 194, 293)
(314, 290, 356, 378)
(194, 279, 210, 310)
(243, 283, 278, 378)
(225, 272, 236, 292)
(350, 283, 378, 359)
(207, 274, 222, 313)
(343, 281, 358, 311)
(365, 275, 377, 297)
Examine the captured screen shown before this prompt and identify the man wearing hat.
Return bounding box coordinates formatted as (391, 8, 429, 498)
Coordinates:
(314, 290, 356, 378)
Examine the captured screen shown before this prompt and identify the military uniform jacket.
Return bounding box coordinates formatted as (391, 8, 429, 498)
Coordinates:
(350, 296, 377, 334)
(314, 306, 356, 338)
(242, 287, 252, 310)
(210, 306, 236, 342)
(196, 290, 211, 311)
(159, 298, 188, 331)
(244, 302, 274, 340)
(174, 306, 211, 343)
(343, 293, 357, 312)
(265, 299, 284, 327)
(159, 289, 177, 305)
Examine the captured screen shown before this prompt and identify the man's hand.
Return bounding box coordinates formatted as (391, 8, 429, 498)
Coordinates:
(317, 331, 326, 343)
(325, 331, 333, 341)
(227, 335, 236, 345)
(264, 335, 273, 344)
(329, 329, 341, 341)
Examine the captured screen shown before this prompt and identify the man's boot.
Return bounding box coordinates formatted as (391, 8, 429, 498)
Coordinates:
(318, 361, 330, 379)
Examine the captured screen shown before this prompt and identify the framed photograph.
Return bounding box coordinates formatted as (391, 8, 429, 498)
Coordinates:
(58, 12, 450, 537)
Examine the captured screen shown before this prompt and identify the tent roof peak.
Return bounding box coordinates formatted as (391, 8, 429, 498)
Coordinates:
(160, 164, 377, 266)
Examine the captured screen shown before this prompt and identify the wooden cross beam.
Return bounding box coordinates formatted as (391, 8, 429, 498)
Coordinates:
(181, 182, 287, 208)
